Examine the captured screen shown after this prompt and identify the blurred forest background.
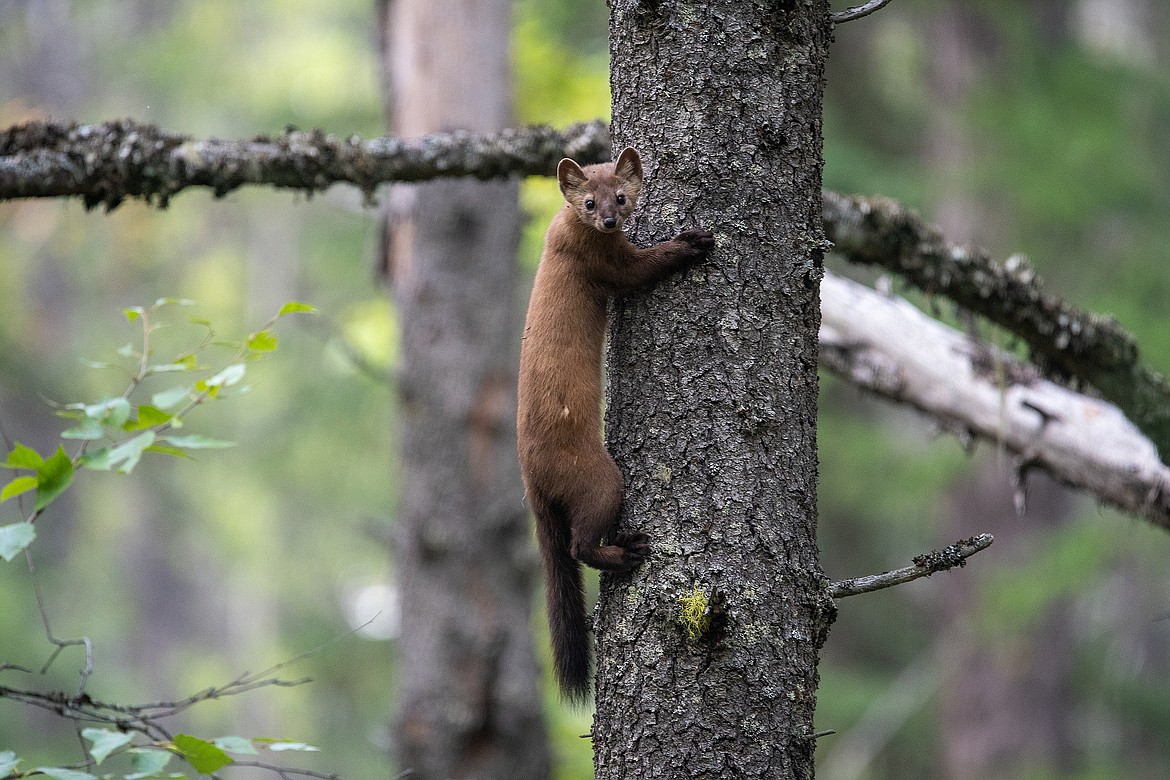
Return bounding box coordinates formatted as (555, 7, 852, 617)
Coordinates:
(2, 0, 1169, 778)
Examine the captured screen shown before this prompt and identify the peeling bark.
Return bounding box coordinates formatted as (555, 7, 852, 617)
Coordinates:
(823, 191, 1170, 461)
(820, 271, 1170, 530)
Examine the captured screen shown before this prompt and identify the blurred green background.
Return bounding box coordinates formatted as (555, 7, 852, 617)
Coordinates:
(2, 1, 1169, 778)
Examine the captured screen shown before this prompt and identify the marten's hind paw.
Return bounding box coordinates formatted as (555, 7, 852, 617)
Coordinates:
(613, 531, 651, 565)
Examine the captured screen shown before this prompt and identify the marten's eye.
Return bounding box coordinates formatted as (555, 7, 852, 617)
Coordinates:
(584, 199, 595, 211)
(616, 193, 626, 205)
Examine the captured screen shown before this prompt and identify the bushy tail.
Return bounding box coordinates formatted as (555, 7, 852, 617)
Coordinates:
(537, 502, 590, 704)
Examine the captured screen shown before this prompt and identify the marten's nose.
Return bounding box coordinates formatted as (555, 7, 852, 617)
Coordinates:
(602, 217, 617, 230)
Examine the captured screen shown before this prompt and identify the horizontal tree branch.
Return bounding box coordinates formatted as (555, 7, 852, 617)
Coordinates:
(830, 534, 994, 598)
(4, 118, 1168, 529)
(0, 118, 610, 209)
(821, 270, 1170, 530)
(822, 191, 1170, 462)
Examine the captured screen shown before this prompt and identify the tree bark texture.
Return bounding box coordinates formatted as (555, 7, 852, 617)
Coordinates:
(596, 3, 834, 778)
(0, 119, 609, 209)
(823, 191, 1170, 463)
(819, 271, 1170, 529)
(380, 1, 549, 778)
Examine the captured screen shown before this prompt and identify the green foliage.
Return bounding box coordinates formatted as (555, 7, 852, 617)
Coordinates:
(83, 728, 133, 765)
(0, 521, 36, 561)
(0, 729, 323, 780)
(0, 299, 315, 524)
(125, 749, 173, 779)
(172, 734, 234, 775)
(32, 767, 97, 780)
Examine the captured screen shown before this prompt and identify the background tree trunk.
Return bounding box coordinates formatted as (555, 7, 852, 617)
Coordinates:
(595, 2, 834, 777)
(379, 1, 549, 777)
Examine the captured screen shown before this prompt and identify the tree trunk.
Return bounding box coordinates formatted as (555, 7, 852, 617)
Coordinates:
(379, 1, 549, 778)
(595, 3, 834, 778)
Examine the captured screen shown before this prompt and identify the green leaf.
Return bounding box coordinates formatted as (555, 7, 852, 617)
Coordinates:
(212, 736, 257, 756)
(105, 432, 156, 474)
(61, 417, 105, 441)
(163, 435, 236, 450)
(77, 448, 112, 471)
(0, 522, 35, 561)
(153, 297, 196, 308)
(35, 447, 74, 511)
(82, 727, 133, 765)
(204, 363, 246, 389)
(4, 442, 44, 469)
(82, 397, 132, 429)
(34, 769, 96, 780)
(144, 444, 191, 460)
(152, 386, 192, 410)
(123, 306, 145, 322)
(0, 751, 19, 776)
(277, 301, 317, 316)
(2, 475, 38, 502)
(172, 734, 233, 775)
(78, 358, 121, 370)
(125, 405, 175, 432)
(126, 749, 172, 780)
(246, 329, 278, 353)
(36, 770, 99, 780)
(146, 362, 196, 374)
(265, 741, 320, 753)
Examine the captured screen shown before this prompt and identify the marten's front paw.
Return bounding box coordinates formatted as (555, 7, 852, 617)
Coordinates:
(613, 531, 651, 568)
(673, 229, 716, 265)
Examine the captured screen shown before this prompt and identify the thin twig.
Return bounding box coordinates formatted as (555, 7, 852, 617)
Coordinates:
(228, 761, 338, 780)
(829, 534, 994, 598)
(833, 0, 894, 24)
(24, 546, 94, 690)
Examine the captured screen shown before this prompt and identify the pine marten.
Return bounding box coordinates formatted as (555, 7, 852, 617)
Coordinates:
(517, 147, 715, 703)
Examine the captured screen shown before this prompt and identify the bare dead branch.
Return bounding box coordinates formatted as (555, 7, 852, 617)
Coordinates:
(0, 118, 611, 209)
(820, 271, 1170, 531)
(832, 0, 895, 24)
(822, 191, 1170, 462)
(829, 534, 994, 598)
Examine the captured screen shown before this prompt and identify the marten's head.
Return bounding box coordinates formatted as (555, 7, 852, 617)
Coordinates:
(557, 147, 643, 234)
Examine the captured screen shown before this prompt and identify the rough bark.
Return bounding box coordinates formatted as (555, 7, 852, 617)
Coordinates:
(595, 3, 834, 778)
(0, 119, 609, 208)
(380, 1, 549, 777)
(820, 271, 1170, 529)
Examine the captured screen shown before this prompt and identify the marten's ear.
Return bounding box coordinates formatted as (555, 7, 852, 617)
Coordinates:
(557, 158, 588, 197)
(613, 147, 643, 187)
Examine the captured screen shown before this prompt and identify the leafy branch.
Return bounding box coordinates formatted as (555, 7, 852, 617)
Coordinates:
(0, 298, 317, 557)
(0, 630, 361, 780)
(0, 299, 323, 780)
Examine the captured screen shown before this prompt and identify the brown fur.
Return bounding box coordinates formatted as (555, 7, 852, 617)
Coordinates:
(517, 147, 714, 702)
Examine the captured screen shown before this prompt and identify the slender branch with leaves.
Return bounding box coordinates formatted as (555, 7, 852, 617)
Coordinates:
(0, 299, 331, 780)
